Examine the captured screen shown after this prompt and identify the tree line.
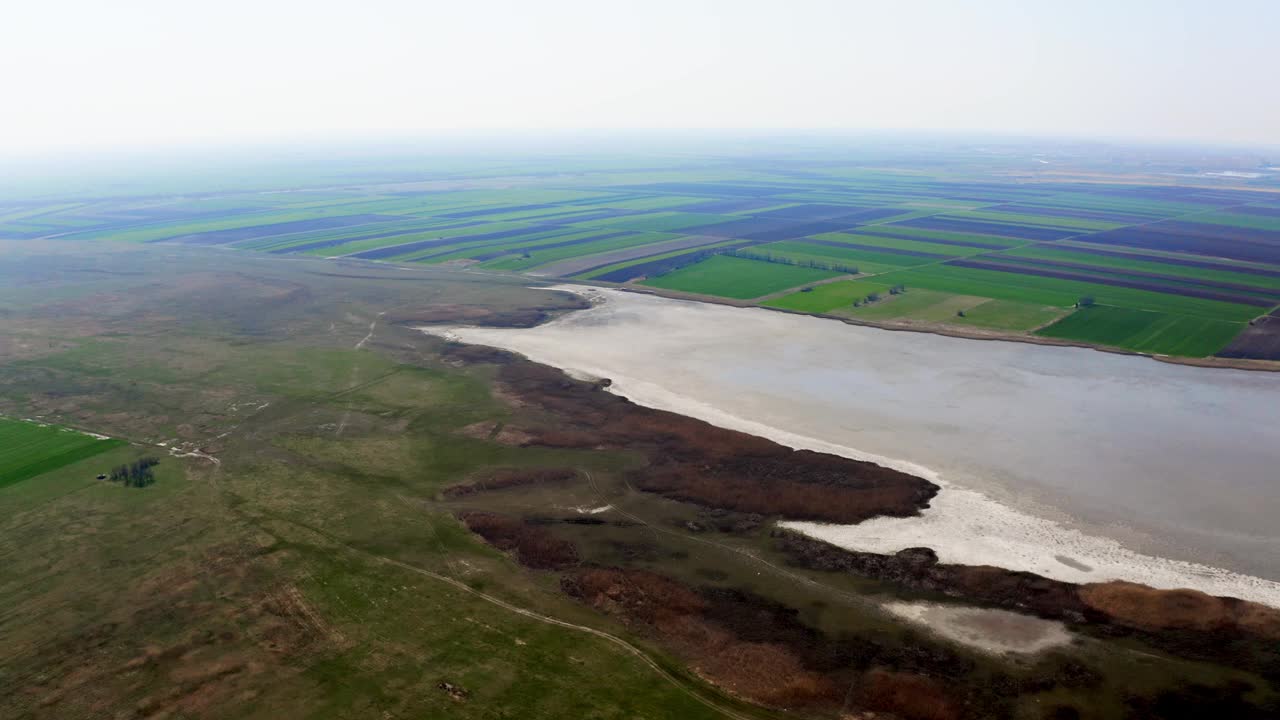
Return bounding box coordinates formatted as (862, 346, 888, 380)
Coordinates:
(724, 249, 859, 275)
(853, 285, 905, 307)
(106, 457, 159, 488)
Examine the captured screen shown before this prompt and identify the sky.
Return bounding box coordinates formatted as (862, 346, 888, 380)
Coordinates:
(3, 0, 1278, 155)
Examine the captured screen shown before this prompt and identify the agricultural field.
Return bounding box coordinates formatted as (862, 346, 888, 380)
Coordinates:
(763, 279, 894, 313)
(2, 157, 1278, 359)
(1035, 306, 1246, 356)
(0, 417, 124, 488)
(640, 255, 843, 299)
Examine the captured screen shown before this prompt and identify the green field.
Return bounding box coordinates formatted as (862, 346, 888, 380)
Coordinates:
(952, 299, 1066, 331)
(1035, 306, 1245, 356)
(812, 231, 995, 257)
(995, 245, 1280, 291)
(481, 232, 674, 271)
(0, 417, 124, 488)
(756, 240, 933, 271)
(844, 290, 985, 322)
(1192, 212, 1280, 232)
(855, 225, 1028, 248)
(954, 209, 1123, 231)
(766, 280, 1068, 331)
(870, 263, 1264, 322)
(641, 255, 842, 299)
(763, 278, 892, 312)
(575, 240, 743, 279)
(571, 211, 731, 233)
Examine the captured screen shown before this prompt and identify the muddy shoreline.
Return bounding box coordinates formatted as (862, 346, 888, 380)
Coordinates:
(430, 286, 1280, 598)
(424, 319, 1280, 717)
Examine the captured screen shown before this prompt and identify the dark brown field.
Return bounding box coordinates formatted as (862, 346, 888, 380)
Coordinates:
(1217, 313, 1280, 360)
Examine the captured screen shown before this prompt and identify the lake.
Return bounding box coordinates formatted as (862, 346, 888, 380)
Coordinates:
(433, 287, 1280, 605)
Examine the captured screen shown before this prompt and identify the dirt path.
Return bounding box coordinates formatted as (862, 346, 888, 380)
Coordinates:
(164, 447, 221, 465)
(338, 311, 386, 436)
(353, 311, 385, 350)
(370, 553, 763, 720)
(240, 489, 766, 720)
(748, 271, 860, 303)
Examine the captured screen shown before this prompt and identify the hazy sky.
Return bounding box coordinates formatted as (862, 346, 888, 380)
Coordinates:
(4, 0, 1277, 154)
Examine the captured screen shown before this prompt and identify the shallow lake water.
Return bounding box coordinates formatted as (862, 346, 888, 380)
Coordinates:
(433, 287, 1280, 605)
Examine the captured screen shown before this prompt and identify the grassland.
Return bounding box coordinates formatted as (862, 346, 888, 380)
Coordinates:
(0, 417, 124, 488)
(0, 244, 760, 720)
(640, 255, 842, 299)
(952, 299, 1066, 331)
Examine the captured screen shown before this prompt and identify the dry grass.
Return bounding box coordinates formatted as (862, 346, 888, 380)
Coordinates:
(1080, 581, 1280, 639)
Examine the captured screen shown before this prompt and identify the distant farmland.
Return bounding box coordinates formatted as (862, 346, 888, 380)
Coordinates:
(641, 255, 843, 299)
(0, 417, 124, 488)
(3, 167, 1279, 359)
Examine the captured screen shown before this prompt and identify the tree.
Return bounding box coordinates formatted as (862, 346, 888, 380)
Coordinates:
(108, 457, 160, 488)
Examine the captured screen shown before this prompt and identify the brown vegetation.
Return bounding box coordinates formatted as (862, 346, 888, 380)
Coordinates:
(1080, 581, 1280, 639)
(15, 542, 327, 719)
(389, 297, 590, 329)
(443, 467, 578, 498)
(458, 512, 579, 570)
(858, 669, 959, 720)
(775, 531, 1280, 679)
(774, 534, 1094, 620)
(633, 454, 931, 523)
(433, 330, 1279, 714)
(561, 568, 838, 709)
(444, 349, 939, 524)
(560, 567, 1009, 715)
